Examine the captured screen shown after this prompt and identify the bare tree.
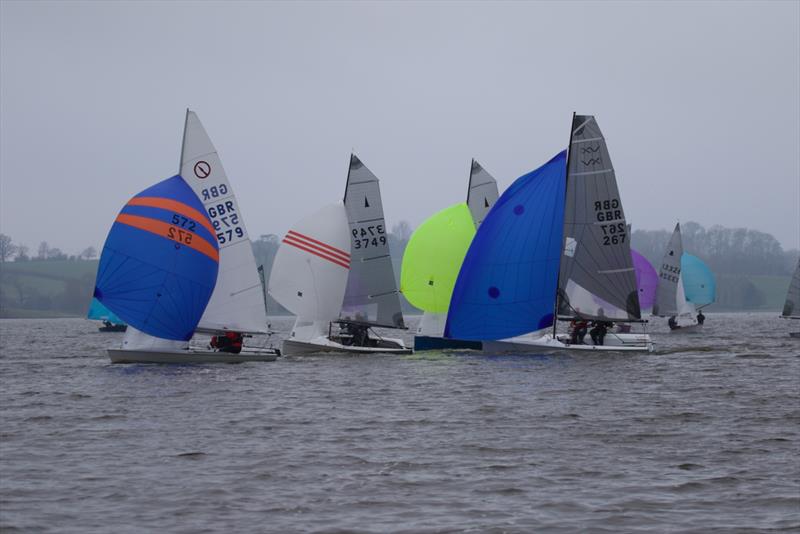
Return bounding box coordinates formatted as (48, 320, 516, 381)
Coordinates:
(0, 234, 15, 262)
(48, 248, 66, 260)
(15, 244, 29, 261)
(37, 241, 49, 260)
(80, 246, 97, 260)
(391, 221, 412, 244)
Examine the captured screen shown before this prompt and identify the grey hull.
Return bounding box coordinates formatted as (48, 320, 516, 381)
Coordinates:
(108, 348, 278, 364)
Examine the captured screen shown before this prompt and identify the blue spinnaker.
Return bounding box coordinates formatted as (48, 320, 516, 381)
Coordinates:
(444, 151, 567, 340)
(682, 253, 715, 308)
(93, 175, 219, 341)
(87, 298, 125, 325)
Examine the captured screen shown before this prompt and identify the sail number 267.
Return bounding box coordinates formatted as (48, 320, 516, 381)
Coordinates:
(594, 198, 626, 246)
(352, 225, 386, 249)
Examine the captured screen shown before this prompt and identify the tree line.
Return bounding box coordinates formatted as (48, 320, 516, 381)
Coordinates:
(1, 222, 796, 317)
(0, 234, 97, 263)
(631, 222, 797, 276)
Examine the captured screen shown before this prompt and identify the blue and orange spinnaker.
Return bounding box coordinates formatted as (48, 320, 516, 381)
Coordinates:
(93, 175, 219, 341)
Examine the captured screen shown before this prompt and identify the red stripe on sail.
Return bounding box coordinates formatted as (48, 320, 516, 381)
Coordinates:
(286, 230, 350, 261)
(285, 235, 351, 265)
(283, 237, 350, 269)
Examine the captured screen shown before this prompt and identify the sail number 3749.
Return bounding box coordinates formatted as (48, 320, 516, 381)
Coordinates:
(352, 225, 386, 249)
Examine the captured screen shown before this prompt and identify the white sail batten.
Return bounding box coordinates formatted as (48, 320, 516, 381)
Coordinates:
(180, 110, 268, 334)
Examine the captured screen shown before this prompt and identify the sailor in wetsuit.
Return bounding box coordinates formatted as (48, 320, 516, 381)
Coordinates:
(668, 316, 680, 330)
(210, 331, 243, 354)
(696, 310, 705, 325)
(569, 319, 588, 344)
(589, 321, 610, 345)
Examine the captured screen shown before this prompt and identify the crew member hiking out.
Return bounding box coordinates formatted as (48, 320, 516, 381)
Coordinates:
(210, 331, 244, 354)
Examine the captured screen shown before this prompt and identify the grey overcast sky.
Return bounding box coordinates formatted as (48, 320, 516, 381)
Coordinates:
(1, 0, 798, 254)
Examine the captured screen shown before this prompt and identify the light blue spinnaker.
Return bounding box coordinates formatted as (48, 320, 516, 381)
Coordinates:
(87, 298, 125, 326)
(444, 151, 567, 340)
(681, 253, 715, 308)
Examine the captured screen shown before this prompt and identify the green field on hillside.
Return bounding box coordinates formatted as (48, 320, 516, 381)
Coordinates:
(0, 260, 98, 318)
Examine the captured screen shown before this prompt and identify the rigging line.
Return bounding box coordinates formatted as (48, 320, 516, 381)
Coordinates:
(230, 283, 261, 297)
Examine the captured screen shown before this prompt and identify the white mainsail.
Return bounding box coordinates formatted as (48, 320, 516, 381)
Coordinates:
(652, 223, 692, 317)
(268, 203, 351, 341)
(179, 110, 268, 334)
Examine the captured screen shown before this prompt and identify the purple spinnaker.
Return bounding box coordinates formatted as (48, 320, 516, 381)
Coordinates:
(632, 249, 658, 310)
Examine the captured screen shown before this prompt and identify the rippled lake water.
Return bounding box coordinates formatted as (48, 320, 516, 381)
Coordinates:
(1, 313, 798, 533)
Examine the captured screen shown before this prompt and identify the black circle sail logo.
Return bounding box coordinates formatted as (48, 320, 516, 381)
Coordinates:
(194, 161, 211, 179)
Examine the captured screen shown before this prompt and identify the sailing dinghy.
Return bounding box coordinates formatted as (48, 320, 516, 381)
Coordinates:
(87, 298, 127, 332)
(95, 111, 279, 363)
(445, 114, 654, 353)
(268, 154, 411, 355)
(781, 259, 800, 338)
(400, 160, 499, 350)
(651, 223, 716, 332)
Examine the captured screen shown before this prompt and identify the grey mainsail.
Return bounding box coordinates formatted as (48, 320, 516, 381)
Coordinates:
(340, 154, 406, 328)
(652, 223, 684, 317)
(782, 258, 800, 318)
(557, 114, 641, 321)
(466, 159, 499, 228)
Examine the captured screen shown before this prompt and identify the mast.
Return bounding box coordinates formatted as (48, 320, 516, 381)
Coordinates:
(343, 153, 354, 201)
(552, 112, 576, 338)
(178, 108, 189, 174)
(465, 158, 475, 205)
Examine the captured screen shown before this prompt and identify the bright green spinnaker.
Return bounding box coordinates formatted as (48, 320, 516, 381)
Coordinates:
(400, 202, 476, 313)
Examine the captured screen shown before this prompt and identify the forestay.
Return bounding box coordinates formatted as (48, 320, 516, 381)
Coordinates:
(466, 160, 500, 227)
(445, 151, 567, 341)
(268, 203, 351, 322)
(93, 175, 219, 341)
(782, 259, 800, 318)
(340, 154, 405, 328)
(180, 110, 267, 334)
(557, 115, 641, 322)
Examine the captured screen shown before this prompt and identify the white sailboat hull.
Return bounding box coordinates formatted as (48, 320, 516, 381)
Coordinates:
(108, 347, 279, 364)
(282, 336, 411, 356)
(484, 332, 654, 353)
